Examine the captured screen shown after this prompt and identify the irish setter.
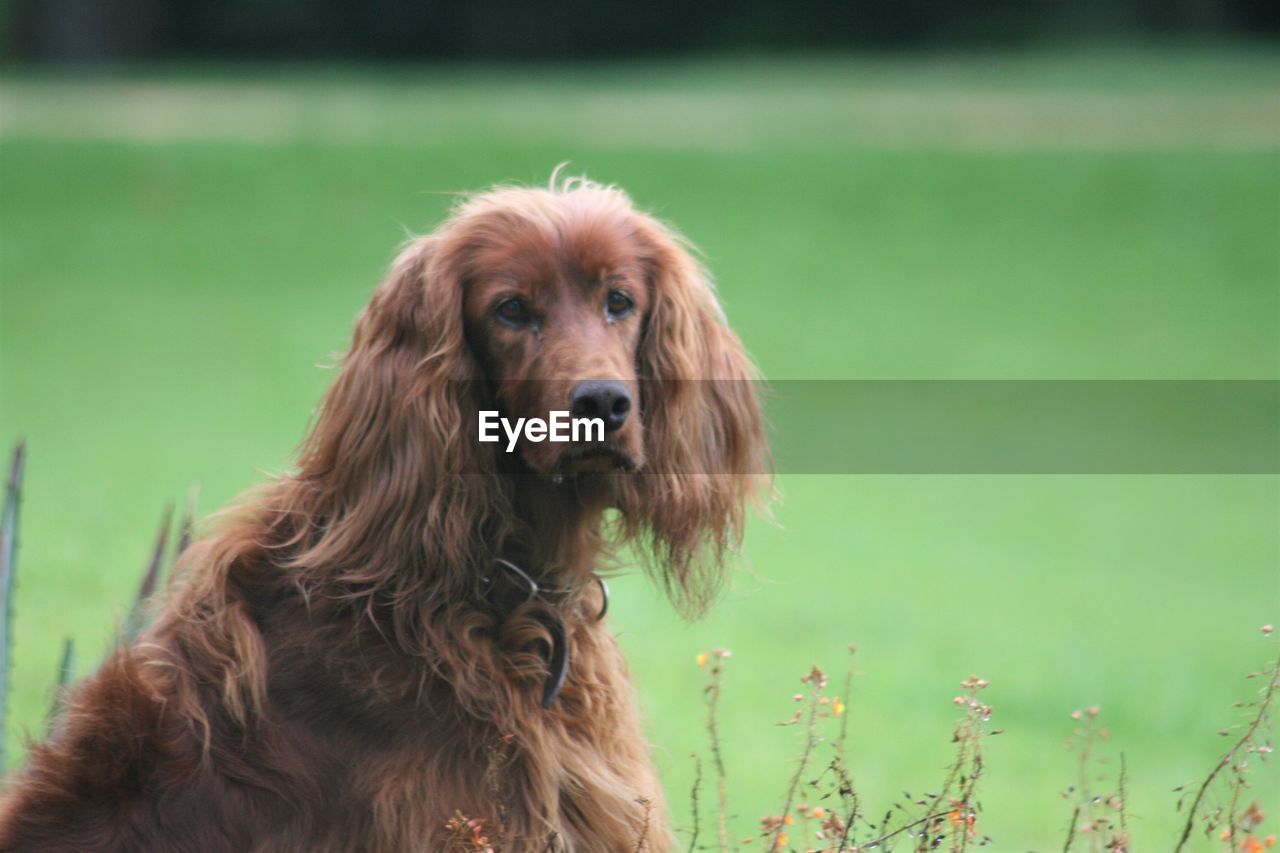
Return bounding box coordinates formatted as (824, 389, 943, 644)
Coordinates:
(0, 177, 767, 851)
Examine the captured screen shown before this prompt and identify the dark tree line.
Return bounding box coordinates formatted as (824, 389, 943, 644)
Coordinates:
(8, 0, 1277, 64)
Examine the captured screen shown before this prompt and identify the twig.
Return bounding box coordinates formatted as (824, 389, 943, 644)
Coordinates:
(701, 650, 732, 853)
(634, 798, 653, 853)
(1118, 752, 1127, 840)
(884, 675, 990, 852)
(1174, 649, 1280, 852)
(860, 809, 957, 849)
(1062, 705, 1120, 853)
(767, 665, 825, 852)
(1225, 771, 1243, 847)
(688, 753, 702, 852)
(835, 644, 860, 850)
(1062, 806, 1079, 853)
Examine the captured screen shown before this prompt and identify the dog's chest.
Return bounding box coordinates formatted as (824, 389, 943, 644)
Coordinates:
(327, 627, 671, 851)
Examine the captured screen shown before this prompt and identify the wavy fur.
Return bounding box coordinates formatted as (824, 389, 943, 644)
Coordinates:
(0, 177, 769, 851)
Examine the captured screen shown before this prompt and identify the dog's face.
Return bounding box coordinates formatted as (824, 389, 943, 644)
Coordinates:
(308, 179, 768, 613)
(461, 207, 651, 476)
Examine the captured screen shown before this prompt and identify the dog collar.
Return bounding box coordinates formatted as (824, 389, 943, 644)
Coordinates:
(481, 558, 609, 708)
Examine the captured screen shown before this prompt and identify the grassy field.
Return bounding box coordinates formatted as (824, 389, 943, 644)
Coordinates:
(2, 47, 1277, 848)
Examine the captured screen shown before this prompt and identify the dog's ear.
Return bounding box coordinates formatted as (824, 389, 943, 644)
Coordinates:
(294, 237, 509, 612)
(618, 214, 771, 618)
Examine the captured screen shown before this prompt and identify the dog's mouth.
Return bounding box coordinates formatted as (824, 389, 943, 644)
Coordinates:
(552, 445, 638, 476)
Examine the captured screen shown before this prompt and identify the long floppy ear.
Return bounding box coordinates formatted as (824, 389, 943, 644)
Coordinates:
(617, 214, 771, 618)
(290, 236, 509, 625)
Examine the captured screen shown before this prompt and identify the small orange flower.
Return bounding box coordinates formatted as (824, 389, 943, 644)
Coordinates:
(832, 697, 846, 717)
(811, 807, 826, 820)
(697, 652, 709, 668)
(783, 814, 795, 825)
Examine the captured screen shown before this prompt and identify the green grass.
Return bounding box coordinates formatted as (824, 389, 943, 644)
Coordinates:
(2, 47, 1277, 849)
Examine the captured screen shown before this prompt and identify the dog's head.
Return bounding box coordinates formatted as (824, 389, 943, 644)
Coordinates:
(298, 176, 769, 614)
(454, 185, 650, 477)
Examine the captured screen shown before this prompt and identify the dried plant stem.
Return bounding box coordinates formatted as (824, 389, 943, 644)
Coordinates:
(835, 646, 854, 770)
(1225, 773, 1243, 847)
(1062, 807, 1079, 853)
(1174, 649, 1280, 852)
(1118, 752, 1127, 840)
(957, 751, 983, 853)
(863, 808, 959, 849)
(688, 754, 702, 853)
(1060, 705, 1130, 853)
(909, 731, 968, 845)
(1076, 715, 1096, 806)
(634, 798, 653, 852)
(1069, 711, 1100, 853)
(768, 665, 825, 852)
(952, 720, 984, 852)
(835, 646, 860, 850)
(861, 675, 990, 852)
(701, 650, 732, 853)
(714, 748, 729, 851)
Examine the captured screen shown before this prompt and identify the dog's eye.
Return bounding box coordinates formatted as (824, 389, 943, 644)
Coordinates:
(495, 298, 531, 326)
(605, 290, 634, 319)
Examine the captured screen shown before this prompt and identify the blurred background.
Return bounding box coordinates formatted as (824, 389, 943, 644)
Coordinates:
(1, 0, 1277, 848)
(6, 0, 1279, 61)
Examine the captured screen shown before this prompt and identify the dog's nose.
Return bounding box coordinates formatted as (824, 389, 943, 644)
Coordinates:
(569, 380, 632, 433)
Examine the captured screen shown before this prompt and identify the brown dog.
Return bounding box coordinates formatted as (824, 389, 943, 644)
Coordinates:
(0, 177, 768, 851)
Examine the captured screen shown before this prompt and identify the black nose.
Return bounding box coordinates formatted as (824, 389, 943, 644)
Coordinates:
(568, 380, 632, 433)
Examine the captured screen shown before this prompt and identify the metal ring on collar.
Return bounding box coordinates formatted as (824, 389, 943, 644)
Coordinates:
(485, 557, 540, 605)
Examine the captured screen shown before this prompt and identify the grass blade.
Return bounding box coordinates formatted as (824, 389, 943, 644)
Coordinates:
(175, 485, 199, 561)
(1, 441, 28, 770)
(46, 636, 75, 726)
(124, 504, 172, 642)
